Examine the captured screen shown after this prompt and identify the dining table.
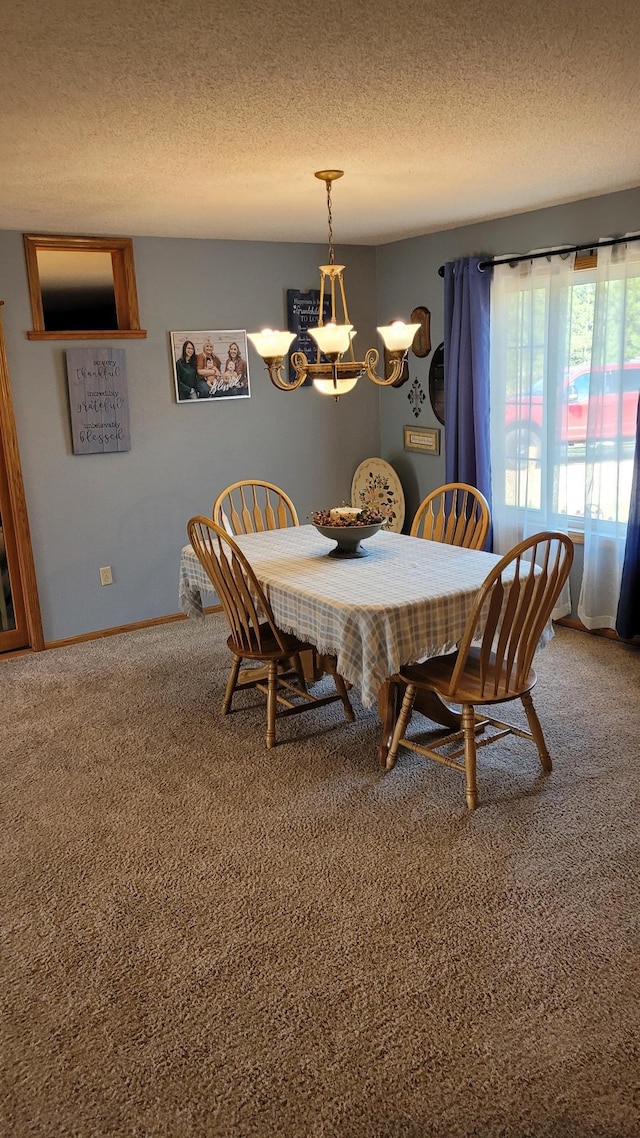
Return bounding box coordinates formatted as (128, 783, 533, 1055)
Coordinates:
(179, 524, 539, 766)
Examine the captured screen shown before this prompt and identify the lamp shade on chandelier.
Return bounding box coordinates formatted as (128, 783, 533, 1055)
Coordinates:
(248, 171, 419, 399)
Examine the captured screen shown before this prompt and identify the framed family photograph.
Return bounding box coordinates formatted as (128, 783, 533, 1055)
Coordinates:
(169, 330, 251, 402)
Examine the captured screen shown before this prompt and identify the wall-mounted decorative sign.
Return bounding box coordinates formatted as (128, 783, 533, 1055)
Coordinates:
(169, 330, 250, 402)
(403, 424, 441, 455)
(65, 347, 130, 454)
(286, 289, 332, 385)
(407, 377, 426, 418)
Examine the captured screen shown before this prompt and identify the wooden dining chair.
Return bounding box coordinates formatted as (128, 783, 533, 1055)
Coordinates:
(387, 532, 574, 810)
(410, 482, 490, 550)
(213, 480, 299, 536)
(212, 480, 319, 680)
(187, 516, 354, 748)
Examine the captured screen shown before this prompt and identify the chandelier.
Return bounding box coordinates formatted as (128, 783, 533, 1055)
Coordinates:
(248, 170, 420, 399)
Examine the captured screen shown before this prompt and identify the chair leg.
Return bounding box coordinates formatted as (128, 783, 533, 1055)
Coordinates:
(324, 656, 355, 722)
(222, 656, 242, 714)
(290, 652, 309, 692)
(461, 703, 478, 811)
(387, 683, 416, 770)
(521, 691, 552, 772)
(266, 660, 278, 749)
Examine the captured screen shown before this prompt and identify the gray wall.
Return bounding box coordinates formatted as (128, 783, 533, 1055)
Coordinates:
(0, 232, 380, 642)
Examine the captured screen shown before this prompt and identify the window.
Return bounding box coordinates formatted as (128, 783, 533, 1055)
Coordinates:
(492, 252, 640, 531)
(24, 235, 146, 340)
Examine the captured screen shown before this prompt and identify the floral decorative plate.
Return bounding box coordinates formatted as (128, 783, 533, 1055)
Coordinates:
(350, 458, 405, 533)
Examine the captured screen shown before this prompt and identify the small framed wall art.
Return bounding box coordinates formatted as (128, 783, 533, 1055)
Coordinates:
(403, 424, 441, 455)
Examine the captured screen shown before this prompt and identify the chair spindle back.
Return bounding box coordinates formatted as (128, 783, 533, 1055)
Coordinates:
(411, 482, 490, 549)
(450, 532, 574, 700)
(213, 480, 298, 536)
(188, 516, 287, 655)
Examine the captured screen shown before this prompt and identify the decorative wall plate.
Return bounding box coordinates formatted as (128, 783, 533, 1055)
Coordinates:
(351, 458, 405, 533)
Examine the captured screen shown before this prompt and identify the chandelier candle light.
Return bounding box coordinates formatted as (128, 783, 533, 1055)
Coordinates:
(248, 171, 420, 399)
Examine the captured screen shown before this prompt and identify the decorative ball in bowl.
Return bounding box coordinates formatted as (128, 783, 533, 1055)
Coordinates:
(311, 507, 384, 558)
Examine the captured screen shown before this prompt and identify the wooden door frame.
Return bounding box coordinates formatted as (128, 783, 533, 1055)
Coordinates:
(0, 302, 44, 651)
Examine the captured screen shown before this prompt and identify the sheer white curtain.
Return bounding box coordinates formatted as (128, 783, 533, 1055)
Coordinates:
(578, 242, 640, 626)
(490, 238, 640, 627)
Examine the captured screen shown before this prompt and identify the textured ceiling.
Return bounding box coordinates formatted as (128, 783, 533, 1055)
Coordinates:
(2, 0, 639, 245)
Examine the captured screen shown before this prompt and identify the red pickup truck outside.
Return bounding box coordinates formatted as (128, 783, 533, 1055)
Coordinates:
(504, 362, 640, 462)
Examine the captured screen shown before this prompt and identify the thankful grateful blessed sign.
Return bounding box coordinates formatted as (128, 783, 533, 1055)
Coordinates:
(65, 348, 131, 454)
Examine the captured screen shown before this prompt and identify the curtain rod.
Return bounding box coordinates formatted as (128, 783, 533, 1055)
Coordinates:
(436, 233, 640, 277)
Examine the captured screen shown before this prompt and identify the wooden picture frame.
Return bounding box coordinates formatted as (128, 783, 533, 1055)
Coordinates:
(24, 234, 146, 340)
(403, 424, 441, 455)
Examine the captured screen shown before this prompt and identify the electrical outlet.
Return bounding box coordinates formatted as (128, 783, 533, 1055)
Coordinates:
(99, 566, 113, 586)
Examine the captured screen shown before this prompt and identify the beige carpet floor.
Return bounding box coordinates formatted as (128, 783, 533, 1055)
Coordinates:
(1, 618, 639, 1138)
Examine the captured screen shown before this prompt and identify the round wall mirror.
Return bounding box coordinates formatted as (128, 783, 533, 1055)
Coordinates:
(428, 342, 445, 424)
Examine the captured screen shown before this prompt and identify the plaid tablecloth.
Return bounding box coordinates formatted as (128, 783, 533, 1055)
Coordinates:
(179, 525, 524, 709)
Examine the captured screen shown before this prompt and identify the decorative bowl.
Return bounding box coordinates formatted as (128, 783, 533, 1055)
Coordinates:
(313, 521, 383, 558)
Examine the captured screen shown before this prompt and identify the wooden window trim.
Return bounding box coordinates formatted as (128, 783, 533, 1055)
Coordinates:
(24, 234, 147, 340)
(0, 302, 44, 650)
(574, 251, 598, 272)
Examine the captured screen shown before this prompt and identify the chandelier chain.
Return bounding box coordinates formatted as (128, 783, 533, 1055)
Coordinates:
(326, 181, 334, 265)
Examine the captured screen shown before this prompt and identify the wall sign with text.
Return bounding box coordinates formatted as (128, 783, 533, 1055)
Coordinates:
(286, 289, 332, 385)
(403, 424, 441, 455)
(65, 347, 131, 454)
